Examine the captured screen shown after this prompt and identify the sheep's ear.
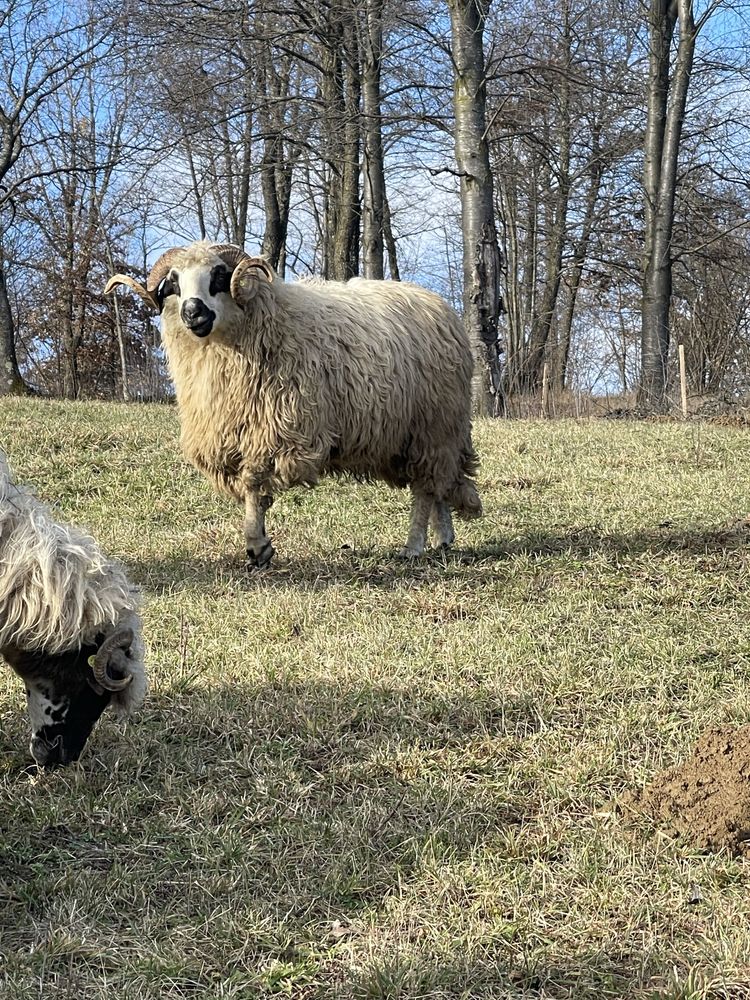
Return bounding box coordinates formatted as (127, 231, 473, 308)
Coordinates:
(230, 258, 274, 308)
(105, 275, 158, 311)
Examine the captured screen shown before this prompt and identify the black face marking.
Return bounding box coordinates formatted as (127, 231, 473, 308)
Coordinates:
(156, 272, 180, 312)
(3, 637, 113, 768)
(48, 704, 67, 723)
(209, 265, 230, 297)
(30, 682, 111, 767)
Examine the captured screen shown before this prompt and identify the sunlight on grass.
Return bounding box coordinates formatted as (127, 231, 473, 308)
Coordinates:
(1, 398, 750, 998)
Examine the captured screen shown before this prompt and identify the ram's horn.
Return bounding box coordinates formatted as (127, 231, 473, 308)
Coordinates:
(104, 274, 157, 310)
(209, 244, 251, 270)
(90, 627, 135, 692)
(146, 247, 186, 294)
(230, 256, 274, 304)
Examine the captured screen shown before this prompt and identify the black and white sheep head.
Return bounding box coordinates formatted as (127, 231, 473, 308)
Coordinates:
(3, 623, 144, 768)
(104, 242, 274, 339)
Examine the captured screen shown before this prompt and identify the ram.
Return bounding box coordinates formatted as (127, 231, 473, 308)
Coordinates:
(106, 242, 482, 566)
(0, 455, 147, 767)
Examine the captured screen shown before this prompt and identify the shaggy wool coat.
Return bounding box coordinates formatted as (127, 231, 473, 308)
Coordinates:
(160, 253, 481, 514)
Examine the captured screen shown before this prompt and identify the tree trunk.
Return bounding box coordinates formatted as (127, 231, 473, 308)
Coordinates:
(258, 41, 295, 274)
(0, 260, 27, 396)
(361, 0, 385, 280)
(99, 206, 130, 401)
(639, 0, 695, 412)
(260, 133, 288, 269)
(523, 159, 539, 338)
(522, 3, 572, 393)
(448, 0, 503, 415)
(60, 178, 80, 400)
(261, 150, 294, 275)
(322, 5, 361, 281)
(497, 167, 524, 398)
(184, 136, 207, 240)
(556, 126, 604, 390)
(340, 19, 361, 280)
(233, 68, 254, 246)
(383, 190, 400, 280)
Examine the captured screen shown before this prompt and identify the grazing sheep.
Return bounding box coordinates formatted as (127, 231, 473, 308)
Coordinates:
(106, 242, 482, 566)
(0, 455, 147, 767)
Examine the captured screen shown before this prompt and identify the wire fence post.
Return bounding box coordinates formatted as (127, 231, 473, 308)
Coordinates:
(541, 362, 550, 419)
(678, 343, 688, 419)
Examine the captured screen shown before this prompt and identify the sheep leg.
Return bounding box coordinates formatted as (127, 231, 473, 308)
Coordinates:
(430, 501, 455, 549)
(398, 488, 432, 559)
(245, 491, 275, 568)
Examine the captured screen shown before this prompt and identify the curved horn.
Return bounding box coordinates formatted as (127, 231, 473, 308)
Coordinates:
(90, 627, 135, 692)
(146, 247, 186, 294)
(104, 274, 157, 310)
(209, 244, 251, 270)
(230, 256, 274, 305)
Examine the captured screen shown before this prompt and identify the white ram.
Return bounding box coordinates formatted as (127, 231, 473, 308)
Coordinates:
(106, 242, 482, 566)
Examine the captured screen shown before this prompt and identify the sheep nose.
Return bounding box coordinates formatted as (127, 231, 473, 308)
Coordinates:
(181, 298, 214, 335)
(30, 734, 63, 767)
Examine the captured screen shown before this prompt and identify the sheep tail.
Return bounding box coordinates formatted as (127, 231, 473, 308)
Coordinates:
(446, 441, 482, 519)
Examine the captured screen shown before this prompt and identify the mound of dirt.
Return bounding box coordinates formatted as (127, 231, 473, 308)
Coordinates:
(623, 726, 750, 855)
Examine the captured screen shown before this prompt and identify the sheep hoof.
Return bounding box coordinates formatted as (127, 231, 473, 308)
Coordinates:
(246, 541, 275, 569)
(397, 546, 423, 560)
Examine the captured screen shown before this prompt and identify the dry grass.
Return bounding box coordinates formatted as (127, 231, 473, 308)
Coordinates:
(2, 398, 750, 998)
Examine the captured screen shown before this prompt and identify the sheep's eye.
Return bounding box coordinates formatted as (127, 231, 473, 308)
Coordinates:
(157, 274, 179, 309)
(209, 265, 230, 296)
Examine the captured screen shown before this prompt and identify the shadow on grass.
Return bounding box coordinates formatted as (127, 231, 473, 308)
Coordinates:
(0, 675, 706, 997)
(129, 517, 750, 595)
(0, 677, 534, 993)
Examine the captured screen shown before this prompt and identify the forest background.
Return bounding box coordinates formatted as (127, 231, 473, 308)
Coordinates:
(0, 0, 748, 415)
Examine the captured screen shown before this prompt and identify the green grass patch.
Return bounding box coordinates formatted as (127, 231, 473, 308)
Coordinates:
(1, 398, 750, 997)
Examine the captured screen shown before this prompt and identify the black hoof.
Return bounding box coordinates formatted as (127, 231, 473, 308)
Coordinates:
(396, 546, 423, 560)
(246, 541, 275, 569)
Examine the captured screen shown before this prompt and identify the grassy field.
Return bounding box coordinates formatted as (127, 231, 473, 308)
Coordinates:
(2, 398, 750, 999)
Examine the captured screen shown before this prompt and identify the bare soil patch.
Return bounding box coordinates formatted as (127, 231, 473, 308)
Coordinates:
(625, 725, 750, 855)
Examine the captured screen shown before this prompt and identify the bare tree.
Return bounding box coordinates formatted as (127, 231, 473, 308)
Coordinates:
(0, 0, 112, 395)
(671, 174, 750, 397)
(255, 9, 305, 274)
(7, 0, 750, 408)
(156, 38, 255, 245)
(24, 69, 133, 398)
(639, 0, 694, 410)
(489, 0, 642, 403)
(0, 237, 23, 395)
(447, 0, 503, 414)
(361, 0, 386, 279)
(520, 0, 574, 393)
(314, 1, 362, 280)
(637, 0, 739, 411)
